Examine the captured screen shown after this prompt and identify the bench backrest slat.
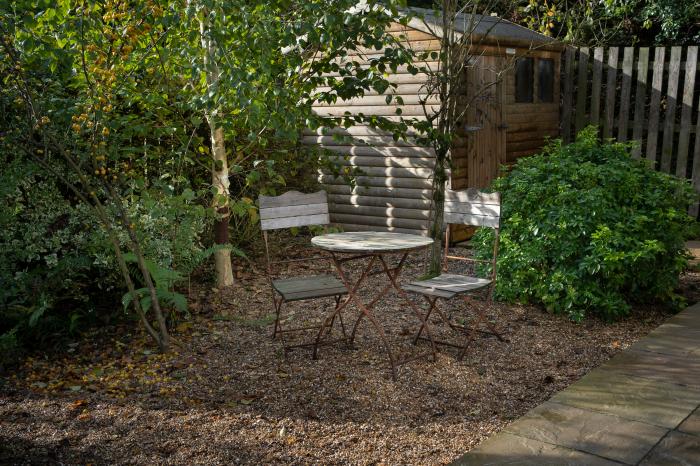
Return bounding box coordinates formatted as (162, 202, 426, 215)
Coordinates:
(259, 190, 330, 230)
(443, 188, 500, 228)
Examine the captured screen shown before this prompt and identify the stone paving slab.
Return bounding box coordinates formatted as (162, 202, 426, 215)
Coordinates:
(450, 432, 621, 466)
(606, 349, 700, 388)
(679, 408, 700, 437)
(628, 330, 700, 357)
(504, 401, 667, 464)
(550, 368, 700, 428)
(452, 302, 700, 465)
(639, 431, 700, 465)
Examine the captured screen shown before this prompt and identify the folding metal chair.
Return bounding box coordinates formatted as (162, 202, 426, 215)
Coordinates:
(402, 188, 505, 360)
(258, 190, 348, 352)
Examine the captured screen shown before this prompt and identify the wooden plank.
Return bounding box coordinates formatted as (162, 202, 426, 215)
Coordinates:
(331, 204, 429, 221)
(660, 46, 682, 173)
(320, 166, 434, 178)
(259, 190, 327, 209)
(575, 47, 590, 134)
(401, 284, 456, 299)
(333, 223, 425, 235)
(319, 175, 432, 189)
(273, 276, 344, 293)
(561, 47, 576, 142)
(313, 94, 439, 107)
(676, 46, 698, 178)
(329, 213, 427, 230)
(590, 47, 605, 126)
(324, 184, 432, 200)
(259, 203, 328, 220)
(326, 155, 435, 169)
(632, 47, 650, 158)
(304, 125, 420, 137)
(324, 61, 441, 75)
(318, 145, 435, 158)
(346, 39, 442, 56)
(617, 47, 635, 141)
(506, 103, 560, 115)
(443, 211, 500, 228)
(444, 201, 501, 217)
(313, 103, 440, 117)
(690, 103, 700, 216)
(646, 47, 666, 162)
(260, 213, 330, 231)
(329, 194, 432, 210)
(302, 135, 420, 147)
(445, 188, 500, 205)
(314, 83, 428, 96)
(507, 111, 559, 123)
(603, 47, 619, 139)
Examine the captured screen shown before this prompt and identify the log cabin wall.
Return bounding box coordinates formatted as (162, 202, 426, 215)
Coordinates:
(305, 19, 563, 235)
(306, 23, 441, 235)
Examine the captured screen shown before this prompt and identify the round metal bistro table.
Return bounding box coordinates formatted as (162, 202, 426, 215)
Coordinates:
(311, 231, 438, 380)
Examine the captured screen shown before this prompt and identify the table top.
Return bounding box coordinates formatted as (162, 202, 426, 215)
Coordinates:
(311, 231, 434, 253)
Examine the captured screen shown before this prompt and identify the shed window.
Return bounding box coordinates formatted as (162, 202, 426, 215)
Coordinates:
(538, 59, 554, 102)
(515, 57, 533, 103)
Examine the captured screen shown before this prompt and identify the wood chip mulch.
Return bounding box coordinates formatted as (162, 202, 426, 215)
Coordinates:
(2, 237, 696, 465)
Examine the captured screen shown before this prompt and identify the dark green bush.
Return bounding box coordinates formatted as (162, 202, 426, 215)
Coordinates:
(474, 127, 697, 321)
(0, 153, 212, 364)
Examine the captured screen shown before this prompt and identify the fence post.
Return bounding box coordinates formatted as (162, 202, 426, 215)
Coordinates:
(646, 47, 665, 163)
(660, 46, 682, 173)
(677, 46, 698, 179)
(617, 47, 634, 141)
(631, 47, 649, 158)
(561, 47, 575, 143)
(574, 47, 589, 135)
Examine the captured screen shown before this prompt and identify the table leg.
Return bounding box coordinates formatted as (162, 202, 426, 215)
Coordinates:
(311, 254, 374, 360)
(349, 251, 407, 342)
(376, 254, 439, 362)
(327, 252, 399, 380)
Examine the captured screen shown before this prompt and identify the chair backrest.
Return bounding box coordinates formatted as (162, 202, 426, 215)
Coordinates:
(258, 190, 330, 231)
(444, 188, 500, 229)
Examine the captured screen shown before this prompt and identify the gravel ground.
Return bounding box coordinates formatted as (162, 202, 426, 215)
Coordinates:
(1, 237, 695, 465)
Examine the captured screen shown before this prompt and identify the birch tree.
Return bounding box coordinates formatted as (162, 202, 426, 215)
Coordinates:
(195, 6, 234, 288)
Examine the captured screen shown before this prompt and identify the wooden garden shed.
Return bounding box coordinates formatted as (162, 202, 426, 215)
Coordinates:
(305, 8, 565, 235)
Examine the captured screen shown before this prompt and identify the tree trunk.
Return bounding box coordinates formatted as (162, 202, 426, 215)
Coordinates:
(199, 7, 234, 288)
(209, 123, 234, 287)
(428, 148, 448, 275)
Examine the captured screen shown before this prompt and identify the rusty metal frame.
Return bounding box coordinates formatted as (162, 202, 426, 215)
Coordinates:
(262, 230, 348, 352)
(412, 225, 505, 360)
(316, 250, 438, 380)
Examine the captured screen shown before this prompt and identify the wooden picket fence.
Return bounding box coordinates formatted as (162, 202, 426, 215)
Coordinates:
(560, 45, 700, 215)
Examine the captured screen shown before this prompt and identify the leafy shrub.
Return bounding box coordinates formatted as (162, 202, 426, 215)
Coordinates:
(474, 127, 697, 321)
(0, 154, 212, 359)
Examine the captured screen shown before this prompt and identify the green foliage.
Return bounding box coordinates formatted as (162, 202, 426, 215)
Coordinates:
(407, 0, 700, 45)
(474, 127, 697, 321)
(0, 0, 418, 356)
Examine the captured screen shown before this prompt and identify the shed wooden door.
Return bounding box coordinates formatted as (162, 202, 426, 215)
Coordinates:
(456, 55, 507, 189)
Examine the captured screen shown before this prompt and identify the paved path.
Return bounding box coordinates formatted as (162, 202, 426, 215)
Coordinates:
(452, 302, 700, 465)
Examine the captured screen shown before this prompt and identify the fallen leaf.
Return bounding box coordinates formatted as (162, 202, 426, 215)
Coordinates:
(71, 399, 88, 409)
